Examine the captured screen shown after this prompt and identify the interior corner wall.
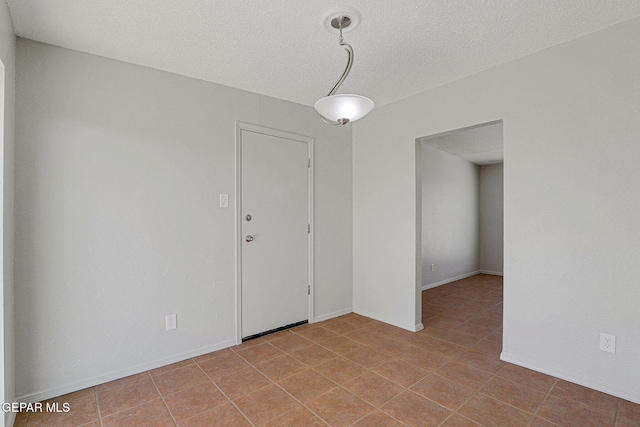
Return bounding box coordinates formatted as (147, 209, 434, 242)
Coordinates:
(352, 16, 640, 402)
(421, 145, 479, 288)
(479, 163, 503, 274)
(0, 2, 16, 426)
(14, 38, 352, 400)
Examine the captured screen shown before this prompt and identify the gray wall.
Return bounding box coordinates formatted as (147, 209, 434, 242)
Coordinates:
(353, 17, 640, 402)
(14, 39, 353, 400)
(479, 163, 503, 274)
(0, 3, 15, 426)
(420, 147, 503, 289)
(420, 145, 479, 287)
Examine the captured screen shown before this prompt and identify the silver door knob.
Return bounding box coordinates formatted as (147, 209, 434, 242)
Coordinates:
(245, 235, 254, 242)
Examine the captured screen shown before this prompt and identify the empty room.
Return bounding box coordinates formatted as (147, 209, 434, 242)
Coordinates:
(0, 1, 639, 427)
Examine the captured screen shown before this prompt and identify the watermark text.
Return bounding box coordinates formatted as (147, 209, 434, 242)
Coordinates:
(2, 402, 70, 413)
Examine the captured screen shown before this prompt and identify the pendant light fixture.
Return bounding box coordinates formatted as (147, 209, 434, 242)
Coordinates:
(314, 8, 374, 125)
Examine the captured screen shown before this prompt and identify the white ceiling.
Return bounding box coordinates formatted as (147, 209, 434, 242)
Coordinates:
(420, 121, 503, 166)
(7, 1, 640, 108)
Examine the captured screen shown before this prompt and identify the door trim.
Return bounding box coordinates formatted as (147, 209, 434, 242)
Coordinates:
(234, 122, 314, 344)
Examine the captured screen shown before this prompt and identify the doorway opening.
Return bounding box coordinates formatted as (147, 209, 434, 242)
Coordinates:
(416, 120, 504, 330)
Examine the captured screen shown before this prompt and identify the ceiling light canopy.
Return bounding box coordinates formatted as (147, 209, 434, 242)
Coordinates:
(314, 9, 374, 125)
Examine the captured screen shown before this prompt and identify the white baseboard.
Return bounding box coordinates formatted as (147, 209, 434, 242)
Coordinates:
(313, 308, 352, 323)
(500, 352, 640, 404)
(479, 270, 503, 276)
(16, 340, 237, 403)
(421, 270, 480, 291)
(352, 307, 422, 332)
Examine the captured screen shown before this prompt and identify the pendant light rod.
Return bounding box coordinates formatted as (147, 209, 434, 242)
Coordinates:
(327, 18, 354, 97)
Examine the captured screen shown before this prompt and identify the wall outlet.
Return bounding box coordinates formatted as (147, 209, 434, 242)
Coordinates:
(166, 314, 177, 331)
(599, 333, 615, 353)
(431, 264, 435, 272)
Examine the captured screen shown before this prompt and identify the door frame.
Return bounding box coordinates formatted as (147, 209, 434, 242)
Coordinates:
(234, 122, 314, 344)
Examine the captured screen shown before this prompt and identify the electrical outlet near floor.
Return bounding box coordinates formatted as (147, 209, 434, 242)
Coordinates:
(166, 314, 177, 331)
(599, 332, 615, 353)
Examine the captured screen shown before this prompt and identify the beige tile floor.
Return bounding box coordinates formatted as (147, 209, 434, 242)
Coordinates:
(14, 274, 640, 426)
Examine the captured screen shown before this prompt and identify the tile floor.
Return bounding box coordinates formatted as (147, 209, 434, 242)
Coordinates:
(14, 274, 640, 426)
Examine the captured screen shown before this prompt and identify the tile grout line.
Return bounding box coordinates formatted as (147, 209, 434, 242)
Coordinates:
(269, 379, 333, 426)
(148, 369, 179, 427)
(93, 386, 104, 427)
(398, 387, 462, 426)
(435, 387, 481, 426)
(526, 377, 559, 426)
(230, 343, 283, 371)
(346, 317, 468, 427)
(270, 333, 365, 425)
(476, 388, 541, 425)
(423, 284, 502, 424)
(446, 367, 498, 426)
(274, 321, 415, 427)
(613, 398, 621, 427)
(95, 395, 167, 425)
(91, 371, 151, 395)
(347, 408, 411, 427)
(210, 333, 345, 425)
(193, 358, 258, 427)
(474, 364, 554, 415)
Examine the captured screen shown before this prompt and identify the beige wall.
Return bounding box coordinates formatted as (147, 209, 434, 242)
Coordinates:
(353, 17, 640, 402)
(421, 145, 480, 288)
(14, 39, 353, 400)
(0, 2, 15, 425)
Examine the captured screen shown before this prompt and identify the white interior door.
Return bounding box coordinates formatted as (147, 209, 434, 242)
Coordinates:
(240, 128, 310, 339)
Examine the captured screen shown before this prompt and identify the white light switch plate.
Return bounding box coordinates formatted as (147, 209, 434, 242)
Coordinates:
(220, 194, 229, 208)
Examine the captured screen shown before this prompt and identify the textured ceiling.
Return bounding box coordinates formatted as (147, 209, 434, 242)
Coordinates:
(7, 1, 640, 108)
(420, 121, 503, 166)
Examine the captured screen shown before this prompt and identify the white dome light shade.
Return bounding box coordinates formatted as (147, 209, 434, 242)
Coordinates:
(314, 94, 374, 125)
